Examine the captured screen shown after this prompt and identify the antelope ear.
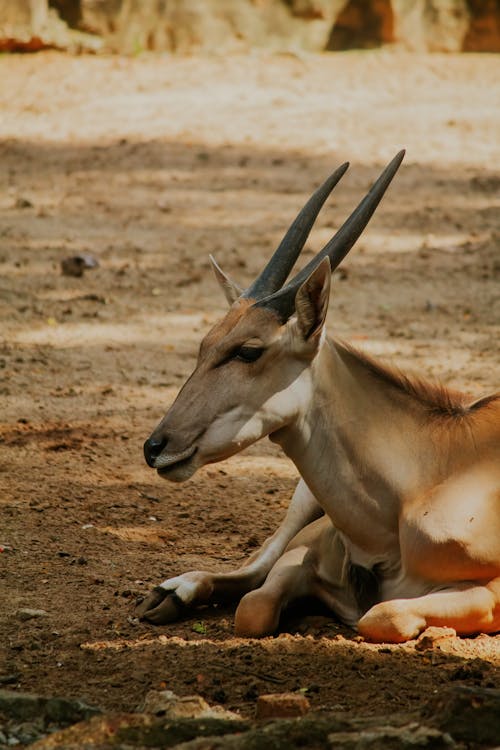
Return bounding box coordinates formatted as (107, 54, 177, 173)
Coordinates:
(294, 257, 331, 342)
(209, 255, 243, 305)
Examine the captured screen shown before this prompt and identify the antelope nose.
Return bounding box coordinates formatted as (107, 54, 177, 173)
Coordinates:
(144, 436, 167, 468)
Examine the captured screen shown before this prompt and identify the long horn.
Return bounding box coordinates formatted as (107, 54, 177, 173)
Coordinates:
(243, 161, 349, 300)
(256, 150, 405, 321)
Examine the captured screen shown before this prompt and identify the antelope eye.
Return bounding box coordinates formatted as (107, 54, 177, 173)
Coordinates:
(235, 345, 264, 363)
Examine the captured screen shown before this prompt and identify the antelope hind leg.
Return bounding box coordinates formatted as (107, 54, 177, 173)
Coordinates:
(357, 577, 500, 643)
(235, 515, 338, 637)
(234, 544, 315, 637)
(137, 479, 324, 625)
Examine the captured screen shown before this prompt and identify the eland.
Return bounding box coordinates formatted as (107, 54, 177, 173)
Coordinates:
(140, 151, 500, 642)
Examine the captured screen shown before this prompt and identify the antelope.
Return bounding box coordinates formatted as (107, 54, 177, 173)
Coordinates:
(139, 151, 500, 643)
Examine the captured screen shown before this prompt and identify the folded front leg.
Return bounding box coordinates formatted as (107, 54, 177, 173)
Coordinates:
(137, 479, 323, 625)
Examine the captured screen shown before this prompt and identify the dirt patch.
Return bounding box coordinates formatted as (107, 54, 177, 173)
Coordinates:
(0, 50, 499, 735)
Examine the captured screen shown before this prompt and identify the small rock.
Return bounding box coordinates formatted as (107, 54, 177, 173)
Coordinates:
(0, 674, 21, 685)
(15, 197, 33, 209)
(61, 254, 99, 277)
(8, 722, 42, 746)
(138, 690, 240, 721)
(140, 690, 208, 718)
(157, 198, 172, 212)
(16, 608, 48, 621)
(415, 627, 456, 651)
(255, 692, 310, 719)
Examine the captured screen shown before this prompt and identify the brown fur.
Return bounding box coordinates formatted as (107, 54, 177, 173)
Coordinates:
(338, 341, 500, 420)
(199, 300, 277, 358)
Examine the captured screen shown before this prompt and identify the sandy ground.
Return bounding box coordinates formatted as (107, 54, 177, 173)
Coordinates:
(0, 50, 499, 731)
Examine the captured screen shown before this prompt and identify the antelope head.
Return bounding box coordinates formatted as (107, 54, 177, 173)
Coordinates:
(144, 151, 405, 482)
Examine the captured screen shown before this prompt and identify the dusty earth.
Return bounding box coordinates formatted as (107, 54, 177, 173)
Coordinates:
(0, 50, 499, 742)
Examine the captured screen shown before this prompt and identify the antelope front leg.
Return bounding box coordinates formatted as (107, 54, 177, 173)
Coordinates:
(137, 479, 323, 625)
(358, 577, 500, 643)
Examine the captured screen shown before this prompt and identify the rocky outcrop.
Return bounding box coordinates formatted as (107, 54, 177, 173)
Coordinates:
(327, 0, 395, 50)
(80, 0, 344, 54)
(392, 0, 470, 53)
(327, 0, 500, 52)
(1, 0, 499, 53)
(463, 0, 500, 52)
(0, 0, 101, 51)
(79, 0, 500, 53)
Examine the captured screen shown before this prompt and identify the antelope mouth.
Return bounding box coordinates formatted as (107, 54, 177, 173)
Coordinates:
(154, 445, 198, 476)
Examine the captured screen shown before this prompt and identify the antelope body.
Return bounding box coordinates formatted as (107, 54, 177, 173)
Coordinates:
(140, 152, 500, 642)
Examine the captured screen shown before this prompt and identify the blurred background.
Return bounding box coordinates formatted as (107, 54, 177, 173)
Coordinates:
(1, 0, 499, 53)
(0, 2, 499, 748)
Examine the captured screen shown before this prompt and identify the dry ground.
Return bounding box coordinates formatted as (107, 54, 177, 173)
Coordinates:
(0, 50, 499, 730)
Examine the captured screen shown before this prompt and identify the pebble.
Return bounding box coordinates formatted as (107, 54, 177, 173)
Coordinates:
(415, 627, 456, 651)
(16, 609, 48, 621)
(255, 692, 310, 719)
(0, 675, 20, 685)
(15, 197, 33, 209)
(138, 690, 240, 721)
(61, 254, 99, 277)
